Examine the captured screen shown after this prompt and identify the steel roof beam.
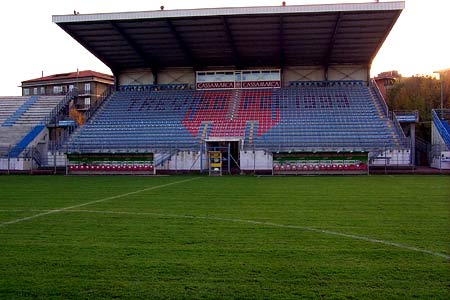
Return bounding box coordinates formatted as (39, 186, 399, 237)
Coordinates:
(109, 21, 159, 71)
(279, 16, 285, 67)
(165, 19, 198, 68)
(221, 16, 241, 68)
(324, 12, 343, 79)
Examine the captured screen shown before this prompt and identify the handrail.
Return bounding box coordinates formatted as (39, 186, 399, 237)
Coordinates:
(61, 86, 114, 153)
(432, 109, 450, 149)
(83, 85, 114, 121)
(370, 79, 389, 117)
(154, 149, 178, 167)
(394, 110, 419, 122)
(41, 88, 79, 125)
(389, 111, 408, 148)
(31, 147, 42, 167)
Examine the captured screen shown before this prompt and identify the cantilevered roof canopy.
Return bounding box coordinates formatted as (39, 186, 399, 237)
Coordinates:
(53, 1, 404, 71)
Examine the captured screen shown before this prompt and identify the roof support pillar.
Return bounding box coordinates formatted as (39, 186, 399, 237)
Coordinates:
(111, 68, 120, 91)
(152, 69, 159, 85)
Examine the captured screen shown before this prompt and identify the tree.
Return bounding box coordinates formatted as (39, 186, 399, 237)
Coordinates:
(69, 107, 84, 126)
(385, 75, 442, 141)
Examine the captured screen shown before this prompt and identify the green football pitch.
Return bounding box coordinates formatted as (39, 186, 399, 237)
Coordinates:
(0, 175, 449, 299)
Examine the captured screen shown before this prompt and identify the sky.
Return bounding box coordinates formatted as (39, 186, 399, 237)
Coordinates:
(0, 0, 449, 95)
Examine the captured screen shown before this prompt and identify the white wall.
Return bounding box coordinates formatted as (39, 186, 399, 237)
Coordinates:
(0, 157, 31, 170)
(431, 151, 450, 169)
(156, 151, 206, 171)
(431, 122, 447, 146)
(118, 68, 154, 85)
(158, 68, 195, 85)
(327, 65, 368, 82)
(370, 149, 411, 166)
(240, 150, 273, 171)
(0, 127, 49, 171)
(117, 68, 196, 86)
(282, 65, 369, 85)
(283, 66, 325, 84)
(156, 150, 274, 172)
(46, 152, 67, 167)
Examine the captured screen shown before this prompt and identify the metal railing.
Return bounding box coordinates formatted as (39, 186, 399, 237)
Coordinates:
(389, 111, 410, 148)
(0, 145, 44, 173)
(370, 79, 389, 117)
(432, 109, 450, 149)
(41, 88, 79, 125)
(82, 85, 114, 121)
(394, 110, 419, 123)
(56, 86, 115, 153)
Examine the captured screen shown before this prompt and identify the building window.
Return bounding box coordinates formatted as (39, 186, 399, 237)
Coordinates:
(23, 88, 30, 96)
(53, 86, 63, 94)
(84, 83, 91, 93)
(40, 87, 45, 95)
(69, 84, 74, 91)
(84, 97, 91, 106)
(33, 88, 38, 95)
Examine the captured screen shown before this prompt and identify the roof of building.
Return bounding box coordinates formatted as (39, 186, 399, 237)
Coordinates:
(22, 70, 114, 84)
(53, 1, 404, 71)
(435, 68, 450, 74)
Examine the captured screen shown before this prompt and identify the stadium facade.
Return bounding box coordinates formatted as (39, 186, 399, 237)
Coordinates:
(6, 1, 449, 174)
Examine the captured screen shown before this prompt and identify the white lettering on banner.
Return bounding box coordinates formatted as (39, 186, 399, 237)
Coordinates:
(242, 81, 281, 88)
(196, 82, 235, 89)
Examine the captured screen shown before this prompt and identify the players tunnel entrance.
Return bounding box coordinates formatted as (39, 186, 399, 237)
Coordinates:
(206, 140, 240, 174)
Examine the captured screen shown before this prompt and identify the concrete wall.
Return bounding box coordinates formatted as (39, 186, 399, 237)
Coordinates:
(154, 149, 413, 171)
(282, 65, 368, 85)
(369, 149, 411, 166)
(158, 68, 195, 85)
(118, 69, 154, 85)
(430, 151, 450, 169)
(283, 66, 325, 84)
(46, 151, 67, 167)
(327, 65, 368, 82)
(430, 121, 450, 169)
(240, 150, 273, 171)
(156, 151, 205, 172)
(431, 122, 447, 146)
(117, 68, 196, 86)
(0, 157, 33, 171)
(155, 150, 273, 172)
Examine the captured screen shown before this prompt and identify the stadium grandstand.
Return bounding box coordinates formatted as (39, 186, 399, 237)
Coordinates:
(0, 93, 74, 171)
(2, 1, 415, 174)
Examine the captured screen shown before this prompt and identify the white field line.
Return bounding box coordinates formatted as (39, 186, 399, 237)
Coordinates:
(54, 209, 450, 260)
(0, 177, 200, 228)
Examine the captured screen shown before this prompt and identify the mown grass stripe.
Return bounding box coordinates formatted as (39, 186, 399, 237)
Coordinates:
(48, 208, 450, 261)
(0, 177, 200, 227)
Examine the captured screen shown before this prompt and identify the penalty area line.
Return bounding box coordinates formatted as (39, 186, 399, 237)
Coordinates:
(0, 177, 200, 228)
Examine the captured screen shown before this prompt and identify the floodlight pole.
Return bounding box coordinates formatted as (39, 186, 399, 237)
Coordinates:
(434, 70, 444, 118)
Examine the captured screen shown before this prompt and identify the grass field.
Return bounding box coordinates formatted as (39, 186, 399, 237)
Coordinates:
(0, 175, 449, 299)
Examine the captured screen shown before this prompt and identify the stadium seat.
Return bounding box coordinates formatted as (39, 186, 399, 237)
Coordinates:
(66, 82, 406, 154)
